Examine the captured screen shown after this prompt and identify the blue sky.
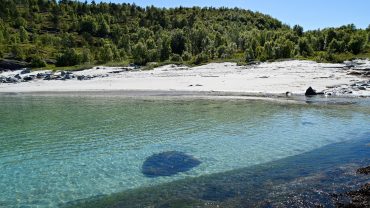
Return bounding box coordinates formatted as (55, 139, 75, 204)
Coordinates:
(89, 0, 370, 30)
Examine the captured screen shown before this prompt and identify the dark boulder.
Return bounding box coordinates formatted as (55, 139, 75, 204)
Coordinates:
(305, 87, 317, 96)
(36, 73, 45, 79)
(14, 74, 21, 79)
(43, 74, 51, 80)
(77, 75, 85, 80)
(358, 86, 366, 90)
(142, 151, 201, 177)
(53, 75, 62, 80)
(23, 76, 33, 81)
(0, 59, 28, 71)
(20, 68, 31, 74)
(64, 74, 71, 79)
(5, 77, 19, 83)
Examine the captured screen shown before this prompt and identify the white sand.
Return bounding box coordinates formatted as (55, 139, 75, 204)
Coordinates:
(0, 60, 369, 96)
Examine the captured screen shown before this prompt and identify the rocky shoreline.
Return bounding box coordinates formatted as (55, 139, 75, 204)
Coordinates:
(334, 166, 370, 208)
(0, 66, 136, 83)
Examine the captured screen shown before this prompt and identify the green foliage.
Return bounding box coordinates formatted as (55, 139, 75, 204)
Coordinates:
(160, 35, 171, 62)
(348, 34, 367, 54)
(98, 44, 114, 63)
(11, 44, 26, 60)
(30, 56, 46, 68)
(132, 42, 148, 65)
(81, 48, 93, 63)
(170, 54, 183, 62)
(297, 37, 313, 57)
(171, 30, 187, 55)
(56, 49, 82, 67)
(0, 1, 367, 68)
(193, 52, 209, 65)
(14, 17, 26, 28)
(293, 25, 304, 36)
(80, 16, 98, 34)
(327, 39, 345, 53)
(19, 26, 29, 43)
(245, 47, 255, 62)
(181, 51, 192, 61)
(97, 16, 110, 37)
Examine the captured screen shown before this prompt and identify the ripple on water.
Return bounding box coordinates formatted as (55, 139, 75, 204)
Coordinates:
(0, 96, 369, 207)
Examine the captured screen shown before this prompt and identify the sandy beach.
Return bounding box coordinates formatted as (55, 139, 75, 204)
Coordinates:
(1, 60, 369, 97)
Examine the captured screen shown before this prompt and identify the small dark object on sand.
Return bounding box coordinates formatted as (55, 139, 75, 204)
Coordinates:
(305, 87, 317, 96)
(142, 151, 201, 177)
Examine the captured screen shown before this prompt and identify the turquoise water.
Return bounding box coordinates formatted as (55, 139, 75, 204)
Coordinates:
(0, 95, 369, 207)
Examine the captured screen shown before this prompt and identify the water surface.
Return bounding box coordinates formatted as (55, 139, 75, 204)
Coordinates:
(0, 95, 369, 207)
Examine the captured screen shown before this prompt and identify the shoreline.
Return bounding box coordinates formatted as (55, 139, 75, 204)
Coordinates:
(2, 90, 370, 109)
(1, 60, 369, 97)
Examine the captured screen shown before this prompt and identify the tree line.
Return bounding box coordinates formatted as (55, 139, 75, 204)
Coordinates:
(0, 0, 369, 68)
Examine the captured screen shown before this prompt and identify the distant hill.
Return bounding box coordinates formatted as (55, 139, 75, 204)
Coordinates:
(0, 0, 369, 70)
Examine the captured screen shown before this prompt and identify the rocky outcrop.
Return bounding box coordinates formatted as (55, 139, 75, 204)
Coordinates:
(0, 59, 28, 71)
(345, 59, 370, 77)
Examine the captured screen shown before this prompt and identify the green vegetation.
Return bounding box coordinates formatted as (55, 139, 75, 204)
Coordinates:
(0, 0, 369, 69)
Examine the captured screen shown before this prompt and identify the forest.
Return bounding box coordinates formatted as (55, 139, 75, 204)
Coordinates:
(0, 0, 369, 69)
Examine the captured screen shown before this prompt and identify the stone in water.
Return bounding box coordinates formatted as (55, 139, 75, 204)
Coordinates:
(142, 151, 201, 177)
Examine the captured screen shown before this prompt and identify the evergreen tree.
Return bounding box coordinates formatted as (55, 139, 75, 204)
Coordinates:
(19, 26, 29, 43)
(171, 30, 186, 55)
(132, 42, 148, 65)
(348, 34, 367, 54)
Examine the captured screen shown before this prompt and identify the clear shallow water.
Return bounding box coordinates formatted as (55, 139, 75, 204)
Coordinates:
(0, 95, 369, 207)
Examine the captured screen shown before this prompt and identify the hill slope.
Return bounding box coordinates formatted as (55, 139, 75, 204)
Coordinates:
(0, 0, 369, 70)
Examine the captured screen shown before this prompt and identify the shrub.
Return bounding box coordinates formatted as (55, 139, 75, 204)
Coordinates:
(348, 34, 367, 54)
(56, 49, 82, 67)
(98, 44, 114, 63)
(181, 51, 192, 61)
(132, 42, 148, 65)
(170, 54, 182, 62)
(30, 56, 46, 68)
(193, 53, 208, 65)
(245, 47, 255, 62)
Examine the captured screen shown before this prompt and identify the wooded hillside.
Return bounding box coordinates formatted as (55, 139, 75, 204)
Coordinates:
(0, 0, 369, 69)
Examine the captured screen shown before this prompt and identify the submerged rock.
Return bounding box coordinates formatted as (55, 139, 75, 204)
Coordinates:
(357, 166, 370, 175)
(305, 87, 317, 96)
(339, 183, 370, 208)
(142, 151, 201, 177)
(200, 185, 237, 201)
